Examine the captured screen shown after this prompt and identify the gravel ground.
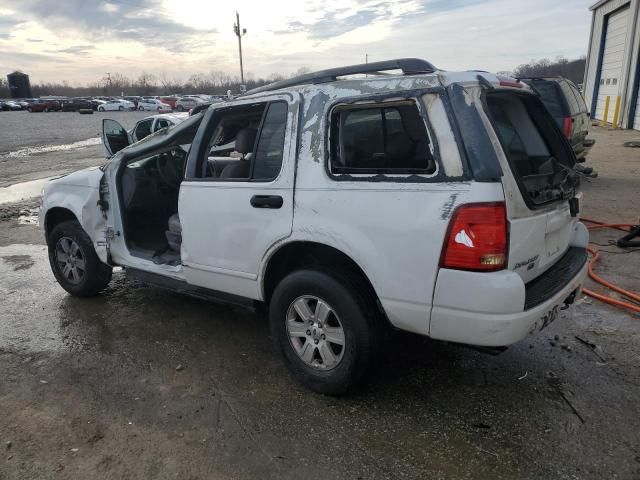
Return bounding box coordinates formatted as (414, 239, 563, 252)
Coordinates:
(0, 122, 638, 479)
(0, 111, 151, 188)
(0, 110, 150, 153)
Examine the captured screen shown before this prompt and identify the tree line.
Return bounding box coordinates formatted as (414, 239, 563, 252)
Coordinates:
(510, 56, 586, 84)
(0, 57, 587, 98)
(0, 68, 311, 98)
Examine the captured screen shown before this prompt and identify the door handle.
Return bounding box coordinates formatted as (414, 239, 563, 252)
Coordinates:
(250, 195, 283, 209)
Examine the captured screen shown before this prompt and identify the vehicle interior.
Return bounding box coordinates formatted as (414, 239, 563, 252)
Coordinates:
(117, 102, 279, 266)
(199, 103, 267, 179)
(329, 101, 437, 175)
(486, 91, 577, 206)
(118, 146, 187, 266)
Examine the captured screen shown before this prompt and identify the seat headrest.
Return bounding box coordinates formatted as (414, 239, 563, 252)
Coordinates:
(235, 128, 258, 155)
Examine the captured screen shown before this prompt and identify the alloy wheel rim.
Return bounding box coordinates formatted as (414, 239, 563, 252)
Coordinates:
(286, 295, 345, 370)
(55, 237, 85, 285)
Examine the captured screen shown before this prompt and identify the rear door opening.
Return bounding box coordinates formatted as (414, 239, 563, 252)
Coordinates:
(484, 90, 583, 287)
(485, 91, 578, 208)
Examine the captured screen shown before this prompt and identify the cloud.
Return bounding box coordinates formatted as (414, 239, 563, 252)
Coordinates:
(0, 33, 12, 40)
(47, 44, 95, 55)
(14, 0, 207, 52)
(27, 38, 44, 42)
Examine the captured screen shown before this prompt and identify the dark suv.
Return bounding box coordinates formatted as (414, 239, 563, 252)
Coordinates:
(61, 98, 92, 112)
(519, 77, 595, 162)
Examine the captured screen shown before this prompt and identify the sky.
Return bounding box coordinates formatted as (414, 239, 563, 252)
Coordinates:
(0, 0, 593, 85)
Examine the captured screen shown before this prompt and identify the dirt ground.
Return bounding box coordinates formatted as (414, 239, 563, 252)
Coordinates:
(0, 122, 639, 480)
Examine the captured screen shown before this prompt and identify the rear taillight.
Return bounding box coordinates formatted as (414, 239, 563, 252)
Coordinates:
(440, 203, 508, 272)
(562, 116, 572, 138)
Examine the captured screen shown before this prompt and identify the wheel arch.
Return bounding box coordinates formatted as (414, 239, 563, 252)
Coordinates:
(44, 207, 79, 240)
(261, 241, 385, 317)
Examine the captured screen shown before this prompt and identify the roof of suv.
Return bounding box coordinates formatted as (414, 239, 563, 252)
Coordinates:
(242, 58, 530, 100)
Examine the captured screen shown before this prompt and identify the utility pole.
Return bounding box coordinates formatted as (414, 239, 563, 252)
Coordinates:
(233, 12, 247, 84)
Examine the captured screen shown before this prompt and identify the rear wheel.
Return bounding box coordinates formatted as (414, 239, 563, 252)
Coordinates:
(176, 105, 184, 112)
(47, 220, 112, 297)
(270, 269, 382, 395)
(43, 107, 48, 112)
(138, 106, 144, 111)
(118, 106, 124, 111)
(27, 107, 32, 112)
(98, 107, 104, 112)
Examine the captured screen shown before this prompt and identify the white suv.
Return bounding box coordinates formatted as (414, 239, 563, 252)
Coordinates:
(39, 59, 588, 395)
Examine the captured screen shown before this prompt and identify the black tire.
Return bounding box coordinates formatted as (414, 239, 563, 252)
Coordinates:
(27, 107, 32, 112)
(47, 220, 112, 297)
(118, 106, 124, 111)
(176, 105, 184, 112)
(98, 107, 104, 112)
(138, 106, 144, 111)
(270, 269, 383, 395)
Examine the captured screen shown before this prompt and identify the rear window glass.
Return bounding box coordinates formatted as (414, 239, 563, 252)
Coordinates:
(330, 102, 435, 175)
(486, 93, 576, 206)
(528, 81, 565, 119)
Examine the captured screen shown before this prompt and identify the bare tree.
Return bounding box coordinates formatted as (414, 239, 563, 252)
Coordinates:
(512, 56, 586, 84)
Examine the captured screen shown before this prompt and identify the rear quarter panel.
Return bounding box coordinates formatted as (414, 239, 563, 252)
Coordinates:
(289, 82, 505, 335)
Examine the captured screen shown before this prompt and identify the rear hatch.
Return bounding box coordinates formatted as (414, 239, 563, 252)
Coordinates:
(482, 87, 581, 284)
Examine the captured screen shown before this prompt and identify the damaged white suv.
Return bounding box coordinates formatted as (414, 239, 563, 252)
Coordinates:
(40, 59, 588, 394)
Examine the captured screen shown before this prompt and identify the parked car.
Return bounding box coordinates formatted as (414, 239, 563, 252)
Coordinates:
(27, 99, 61, 112)
(1, 100, 23, 111)
(88, 99, 106, 111)
(175, 96, 205, 111)
(102, 113, 188, 155)
(138, 98, 172, 111)
(519, 77, 595, 161)
(61, 98, 93, 112)
(97, 99, 136, 112)
(160, 96, 178, 109)
(40, 59, 588, 395)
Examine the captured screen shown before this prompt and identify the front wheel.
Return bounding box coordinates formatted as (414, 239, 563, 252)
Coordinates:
(43, 107, 49, 112)
(176, 105, 184, 112)
(118, 106, 124, 111)
(270, 269, 382, 395)
(138, 106, 144, 111)
(98, 107, 104, 112)
(47, 220, 112, 297)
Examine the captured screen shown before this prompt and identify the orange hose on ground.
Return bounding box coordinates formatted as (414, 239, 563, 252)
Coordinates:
(578, 219, 639, 314)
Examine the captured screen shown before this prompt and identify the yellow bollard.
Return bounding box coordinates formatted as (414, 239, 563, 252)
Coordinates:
(612, 95, 621, 129)
(603, 96, 610, 126)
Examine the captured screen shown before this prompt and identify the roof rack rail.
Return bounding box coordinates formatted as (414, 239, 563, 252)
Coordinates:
(244, 58, 437, 95)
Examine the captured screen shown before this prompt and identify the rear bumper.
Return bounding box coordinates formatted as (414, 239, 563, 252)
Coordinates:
(429, 248, 588, 347)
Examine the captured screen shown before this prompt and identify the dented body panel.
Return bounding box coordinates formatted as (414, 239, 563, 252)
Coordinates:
(39, 167, 109, 262)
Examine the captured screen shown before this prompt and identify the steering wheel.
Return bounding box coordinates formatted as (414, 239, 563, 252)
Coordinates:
(155, 150, 184, 189)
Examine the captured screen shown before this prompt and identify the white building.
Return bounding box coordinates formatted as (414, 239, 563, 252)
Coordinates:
(583, 0, 640, 129)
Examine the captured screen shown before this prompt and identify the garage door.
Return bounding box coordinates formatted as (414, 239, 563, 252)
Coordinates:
(595, 6, 630, 121)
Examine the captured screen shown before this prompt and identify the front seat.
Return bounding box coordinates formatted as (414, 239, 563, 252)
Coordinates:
(220, 127, 257, 179)
(165, 213, 182, 252)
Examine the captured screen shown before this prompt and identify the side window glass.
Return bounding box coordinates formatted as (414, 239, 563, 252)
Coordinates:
(569, 85, 587, 113)
(330, 102, 435, 175)
(154, 119, 169, 132)
(135, 120, 152, 140)
(252, 102, 288, 180)
(559, 82, 580, 115)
